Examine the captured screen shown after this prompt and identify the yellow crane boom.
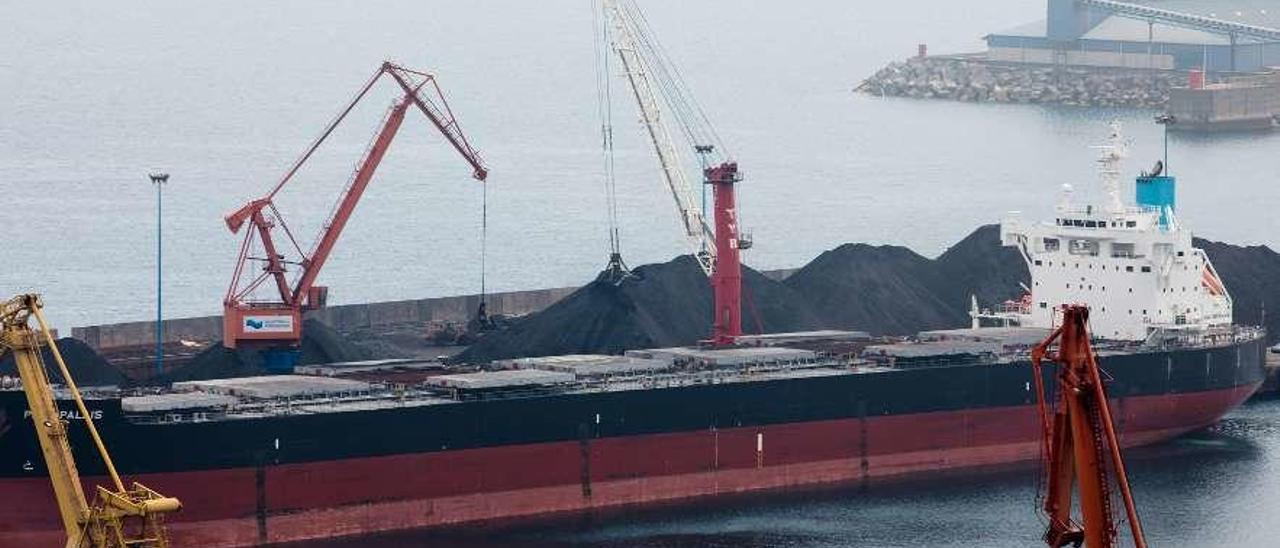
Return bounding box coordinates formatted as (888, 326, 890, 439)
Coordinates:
(0, 294, 181, 548)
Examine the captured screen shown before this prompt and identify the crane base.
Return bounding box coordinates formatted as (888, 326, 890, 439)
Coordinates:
(261, 349, 301, 373)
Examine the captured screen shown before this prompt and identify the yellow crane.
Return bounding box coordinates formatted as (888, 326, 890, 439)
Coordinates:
(0, 294, 181, 548)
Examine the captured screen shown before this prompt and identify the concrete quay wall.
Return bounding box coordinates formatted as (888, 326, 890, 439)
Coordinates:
(72, 286, 576, 350)
(72, 268, 797, 350)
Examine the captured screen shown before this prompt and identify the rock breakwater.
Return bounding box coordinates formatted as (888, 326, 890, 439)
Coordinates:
(857, 56, 1183, 108)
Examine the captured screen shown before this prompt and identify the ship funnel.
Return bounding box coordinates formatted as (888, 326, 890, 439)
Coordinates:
(1136, 167, 1176, 228)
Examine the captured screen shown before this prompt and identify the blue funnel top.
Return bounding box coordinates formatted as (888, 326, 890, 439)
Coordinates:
(1136, 175, 1176, 227)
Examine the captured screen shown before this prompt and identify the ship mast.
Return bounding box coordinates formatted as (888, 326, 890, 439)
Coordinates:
(1093, 121, 1128, 214)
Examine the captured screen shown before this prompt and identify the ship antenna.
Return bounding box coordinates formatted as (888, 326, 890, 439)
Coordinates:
(1092, 121, 1128, 214)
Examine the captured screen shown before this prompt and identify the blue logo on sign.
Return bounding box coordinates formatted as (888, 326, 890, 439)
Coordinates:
(245, 319, 265, 329)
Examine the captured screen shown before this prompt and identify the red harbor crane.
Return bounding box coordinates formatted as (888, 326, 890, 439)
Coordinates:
(598, 0, 749, 345)
(222, 62, 487, 361)
(1030, 305, 1148, 548)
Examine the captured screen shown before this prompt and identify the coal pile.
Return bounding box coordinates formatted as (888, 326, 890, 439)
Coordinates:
(321, 225, 1280, 367)
(935, 224, 1030, 308)
(784, 243, 969, 335)
(155, 319, 379, 383)
(1196, 238, 1280, 342)
(786, 224, 1029, 336)
(454, 255, 823, 364)
(0, 337, 125, 386)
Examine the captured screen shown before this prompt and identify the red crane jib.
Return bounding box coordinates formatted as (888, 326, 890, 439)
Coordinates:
(222, 62, 487, 349)
(706, 162, 742, 346)
(1030, 305, 1148, 548)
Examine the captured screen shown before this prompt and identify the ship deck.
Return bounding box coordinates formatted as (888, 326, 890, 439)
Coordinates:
(5, 326, 1264, 427)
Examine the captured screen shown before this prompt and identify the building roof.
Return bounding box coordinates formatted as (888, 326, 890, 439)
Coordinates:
(1148, 0, 1280, 28)
(990, 2, 1278, 45)
(992, 19, 1049, 38)
(1083, 16, 1233, 45)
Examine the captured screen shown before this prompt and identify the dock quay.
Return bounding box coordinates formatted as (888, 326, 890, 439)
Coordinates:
(1169, 71, 1280, 131)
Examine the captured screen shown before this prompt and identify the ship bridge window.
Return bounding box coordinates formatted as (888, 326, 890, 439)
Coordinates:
(1126, 221, 1137, 228)
(1125, 266, 1134, 272)
(1068, 239, 1099, 256)
(1111, 243, 1136, 258)
(1042, 238, 1060, 252)
(1073, 220, 1084, 227)
(1141, 266, 1152, 273)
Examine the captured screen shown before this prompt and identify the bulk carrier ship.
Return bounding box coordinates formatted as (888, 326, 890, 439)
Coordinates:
(0, 129, 1266, 546)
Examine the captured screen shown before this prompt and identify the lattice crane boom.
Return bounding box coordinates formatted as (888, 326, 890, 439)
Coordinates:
(604, 0, 715, 276)
(222, 62, 487, 351)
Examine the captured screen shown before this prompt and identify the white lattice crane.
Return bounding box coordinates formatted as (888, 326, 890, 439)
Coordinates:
(599, 0, 749, 344)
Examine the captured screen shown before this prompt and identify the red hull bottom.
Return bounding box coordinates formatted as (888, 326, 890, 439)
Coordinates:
(1, 384, 1257, 547)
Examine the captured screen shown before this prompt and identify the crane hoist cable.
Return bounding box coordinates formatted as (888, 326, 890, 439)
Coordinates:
(477, 179, 492, 328)
(594, 0, 631, 283)
(619, 0, 728, 159)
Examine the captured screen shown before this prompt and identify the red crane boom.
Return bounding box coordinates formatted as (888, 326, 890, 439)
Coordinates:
(1030, 305, 1147, 548)
(222, 62, 487, 353)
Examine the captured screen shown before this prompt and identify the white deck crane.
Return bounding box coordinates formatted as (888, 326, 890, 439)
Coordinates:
(602, 0, 716, 276)
(600, 0, 749, 345)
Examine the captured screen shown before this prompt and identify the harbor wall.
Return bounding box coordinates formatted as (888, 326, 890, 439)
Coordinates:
(72, 269, 799, 350)
(1169, 75, 1280, 130)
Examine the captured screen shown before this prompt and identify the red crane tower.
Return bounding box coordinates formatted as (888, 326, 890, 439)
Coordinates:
(1030, 305, 1148, 548)
(705, 161, 743, 345)
(222, 62, 487, 363)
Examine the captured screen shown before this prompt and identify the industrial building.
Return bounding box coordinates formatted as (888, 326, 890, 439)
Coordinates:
(986, 0, 1280, 72)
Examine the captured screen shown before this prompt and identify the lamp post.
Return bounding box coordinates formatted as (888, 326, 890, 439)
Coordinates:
(148, 172, 169, 377)
(1155, 114, 1176, 173)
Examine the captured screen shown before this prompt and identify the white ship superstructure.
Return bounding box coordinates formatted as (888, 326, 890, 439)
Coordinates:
(981, 123, 1232, 342)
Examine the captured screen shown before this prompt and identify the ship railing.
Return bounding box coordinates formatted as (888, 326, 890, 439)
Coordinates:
(124, 386, 456, 422)
(578, 356, 856, 392)
(1137, 323, 1261, 351)
(0, 375, 21, 390)
(870, 353, 1002, 369)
